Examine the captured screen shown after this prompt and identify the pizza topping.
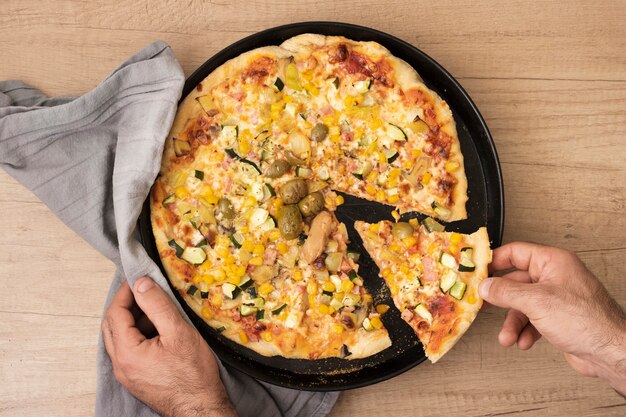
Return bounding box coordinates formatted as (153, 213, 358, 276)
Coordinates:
(414, 303, 433, 324)
(173, 138, 191, 157)
(265, 159, 291, 178)
(449, 281, 467, 300)
(439, 269, 458, 293)
(279, 178, 308, 204)
(297, 192, 324, 217)
(422, 217, 445, 233)
(300, 211, 333, 263)
(459, 247, 476, 272)
(439, 252, 457, 270)
(277, 204, 303, 239)
(391, 222, 414, 240)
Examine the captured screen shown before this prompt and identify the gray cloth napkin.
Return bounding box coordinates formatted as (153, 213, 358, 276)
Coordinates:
(0, 41, 339, 417)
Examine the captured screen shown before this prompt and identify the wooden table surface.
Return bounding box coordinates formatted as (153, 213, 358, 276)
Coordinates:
(1, 1, 625, 416)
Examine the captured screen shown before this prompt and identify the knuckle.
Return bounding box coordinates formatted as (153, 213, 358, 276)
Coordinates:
(112, 366, 129, 387)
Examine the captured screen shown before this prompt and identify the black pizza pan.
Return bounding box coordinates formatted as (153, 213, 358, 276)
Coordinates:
(138, 21, 504, 391)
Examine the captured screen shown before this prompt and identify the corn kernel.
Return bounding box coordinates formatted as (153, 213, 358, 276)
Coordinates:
(449, 244, 459, 254)
(369, 223, 380, 232)
(445, 161, 460, 172)
(258, 282, 274, 297)
(269, 229, 282, 241)
(212, 269, 226, 281)
(249, 256, 263, 266)
(381, 268, 391, 278)
(403, 160, 413, 170)
(304, 83, 319, 96)
(366, 170, 377, 182)
(450, 232, 462, 244)
(210, 292, 222, 307)
(276, 242, 289, 254)
(201, 307, 214, 320)
(318, 304, 330, 315)
(293, 270, 303, 281)
(402, 236, 417, 248)
(411, 149, 422, 158)
(421, 172, 432, 185)
(322, 281, 336, 293)
(329, 126, 341, 136)
(365, 184, 376, 196)
(369, 117, 383, 130)
(202, 274, 214, 285)
(216, 246, 229, 258)
(243, 196, 257, 208)
(389, 168, 402, 181)
(341, 280, 354, 293)
(387, 194, 400, 204)
(333, 324, 344, 334)
(192, 274, 202, 284)
(409, 218, 419, 228)
(391, 210, 400, 221)
(309, 294, 316, 307)
(227, 275, 241, 286)
(378, 151, 387, 164)
(328, 306, 336, 314)
(400, 265, 410, 276)
(333, 292, 344, 301)
(375, 189, 385, 201)
(238, 139, 251, 155)
(362, 294, 373, 303)
(335, 195, 344, 206)
(370, 316, 383, 329)
(174, 185, 189, 199)
(338, 164, 345, 174)
(390, 244, 402, 252)
(239, 331, 249, 344)
(273, 198, 284, 209)
(241, 240, 254, 252)
(376, 304, 390, 314)
(307, 280, 318, 295)
(467, 293, 477, 304)
(283, 95, 293, 103)
(261, 331, 273, 342)
(253, 244, 265, 256)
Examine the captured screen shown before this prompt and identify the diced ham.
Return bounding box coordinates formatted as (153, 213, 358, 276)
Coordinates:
(421, 257, 438, 282)
(319, 104, 335, 116)
(401, 309, 414, 321)
(263, 248, 277, 265)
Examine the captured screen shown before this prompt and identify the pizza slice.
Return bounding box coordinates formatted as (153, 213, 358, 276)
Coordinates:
(355, 219, 491, 362)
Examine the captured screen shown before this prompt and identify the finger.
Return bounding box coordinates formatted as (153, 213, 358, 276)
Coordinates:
(478, 276, 536, 313)
(133, 277, 186, 338)
(491, 242, 551, 277)
(499, 309, 529, 347)
(501, 270, 532, 284)
(516, 322, 542, 350)
(106, 282, 146, 348)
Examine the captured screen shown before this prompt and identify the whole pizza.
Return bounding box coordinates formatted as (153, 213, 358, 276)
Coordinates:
(150, 34, 492, 362)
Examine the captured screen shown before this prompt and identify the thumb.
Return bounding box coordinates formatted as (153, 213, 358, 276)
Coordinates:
(133, 277, 186, 338)
(479, 277, 535, 313)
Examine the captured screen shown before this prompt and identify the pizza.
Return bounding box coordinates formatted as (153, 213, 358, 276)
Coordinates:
(355, 219, 491, 362)
(150, 33, 488, 361)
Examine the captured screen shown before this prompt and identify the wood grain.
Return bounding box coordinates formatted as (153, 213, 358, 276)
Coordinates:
(1, 1, 625, 416)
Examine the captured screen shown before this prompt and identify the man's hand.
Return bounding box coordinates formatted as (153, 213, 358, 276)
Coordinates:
(479, 242, 626, 395)
(102, 277, 237, 417)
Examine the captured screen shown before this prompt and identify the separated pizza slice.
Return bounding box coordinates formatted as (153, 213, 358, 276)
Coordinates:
(355, 219, 491, 362)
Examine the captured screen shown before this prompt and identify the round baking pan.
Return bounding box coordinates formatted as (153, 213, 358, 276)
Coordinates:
(138, 21, 504, 391)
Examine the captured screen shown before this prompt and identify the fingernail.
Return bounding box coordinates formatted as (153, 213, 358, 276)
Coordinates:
(479, 278, 493, 298)
(136, 277, 154, 294)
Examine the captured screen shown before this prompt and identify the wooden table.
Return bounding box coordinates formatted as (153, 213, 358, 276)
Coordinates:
(1, 1, 625, 416)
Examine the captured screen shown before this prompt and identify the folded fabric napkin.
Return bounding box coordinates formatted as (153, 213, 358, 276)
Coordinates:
(0, 41, 339, 417)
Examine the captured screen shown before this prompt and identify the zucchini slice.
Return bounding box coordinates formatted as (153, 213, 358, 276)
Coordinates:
(348, 270, 358, 281)
(382, 147, 399, 164)
(271, 303, 287, 315)
(222, 283, 240, 299)
(318, 166, 330, 181)
(440, 252, 458, 270)
(273, 77, 284, 92)
(194, 169, 204, 180)
(422, 217, 445, 233)
(249, 208, 269, 228)
(362, 317, 374, 331)
(162, 194, 175, 205)
(168, 239, 184, 257)
(186, 285, 199, 296)
(440, 269, 458, 293)
(264, 183, 276, 198)
(240, 158, 262, 174)
(414, 303, 433, 323)
(246, 297, 265, 308)
(181, 247, 207, 265)
(221, 125, 238, 143)
(216, 326, 226, 333)
(256, 309, 265, 320)
(296, 166, 312, 178)
(459, 247, 476, 272)
(225, 148, 240, 160)
(431, 201, 451, 219)
(346, 252, 361, 262)
(239, 304, 257, 316)
(330, 298, 344, 311)
(229, 232, 244, 248)
(238, 276, 254, 290)
(258, 216, 276, 232)
(352, 160, 373, 180)
(330, 77, 340, 89)
(353, 79, 371, 94)
(449, 281, 467, 300)
(387, 123, 407, 141)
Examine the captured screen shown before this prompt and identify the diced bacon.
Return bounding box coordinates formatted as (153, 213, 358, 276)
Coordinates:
(401, 308, 414, 321)
(232, 310, 241, 322)
(341, 131, 354, 142)
(320, 104, 335, 116)
(421, 257, 438, 282)
(230, 90, 245, 101)
(340, 258, 352, 273)
(224, 177, 232, 193)
(263, 248, 277, 265)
